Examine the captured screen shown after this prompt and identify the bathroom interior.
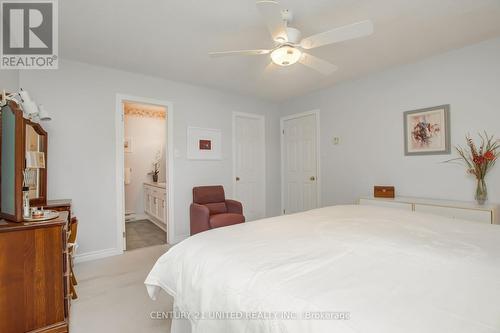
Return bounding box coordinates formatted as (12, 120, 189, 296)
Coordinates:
(123, 101, 168, 250)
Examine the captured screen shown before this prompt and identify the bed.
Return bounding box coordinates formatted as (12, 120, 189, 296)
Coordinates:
(145, 205, 500, 333)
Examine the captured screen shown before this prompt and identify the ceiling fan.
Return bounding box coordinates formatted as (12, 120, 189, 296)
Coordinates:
(209, 0, 374, 75)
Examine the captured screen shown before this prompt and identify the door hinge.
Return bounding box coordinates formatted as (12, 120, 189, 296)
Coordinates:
(123, 231, 126, 238)
(283, 209, 286, 214)
(282, 129, 285, 135)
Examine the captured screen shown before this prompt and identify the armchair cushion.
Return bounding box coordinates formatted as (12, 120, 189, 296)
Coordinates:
(193, 186, 226, 204)
(209, 213, 245, 229)
(205, 202, 227, 215)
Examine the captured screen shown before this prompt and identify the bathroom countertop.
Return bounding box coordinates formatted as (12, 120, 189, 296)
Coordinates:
(144, 182, 167, 189)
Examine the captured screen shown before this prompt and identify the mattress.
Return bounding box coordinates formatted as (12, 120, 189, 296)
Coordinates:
(145, 205, 500, 333)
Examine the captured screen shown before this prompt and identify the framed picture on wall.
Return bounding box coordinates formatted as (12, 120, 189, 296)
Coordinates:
(124, 137, 133, 153)
(404, 105, 451, 156)
(187, 127, 222, 160)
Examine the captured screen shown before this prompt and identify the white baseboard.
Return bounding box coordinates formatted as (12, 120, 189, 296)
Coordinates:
(126, 213, 148, 222)
(148, 217, 167, 232)
(74, 247, 123, 264)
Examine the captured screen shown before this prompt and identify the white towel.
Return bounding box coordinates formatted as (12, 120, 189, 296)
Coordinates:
(124, 167, 132, 185)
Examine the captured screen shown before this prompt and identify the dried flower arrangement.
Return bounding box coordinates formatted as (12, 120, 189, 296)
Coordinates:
(445, 132, 499, 204)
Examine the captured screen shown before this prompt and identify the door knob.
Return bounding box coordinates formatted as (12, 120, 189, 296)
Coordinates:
(236, 177, 240, 181)
(310, 176, 316, 181)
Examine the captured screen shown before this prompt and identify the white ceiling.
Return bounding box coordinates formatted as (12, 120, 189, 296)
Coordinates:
(60, 0, 500, 101)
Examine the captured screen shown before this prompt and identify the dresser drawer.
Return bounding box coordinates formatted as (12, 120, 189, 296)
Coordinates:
(359, 199, 413, 211)
(414, 204, 492, 224)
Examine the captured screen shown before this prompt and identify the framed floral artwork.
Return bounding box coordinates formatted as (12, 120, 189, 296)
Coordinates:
(404, 105, 451, 156)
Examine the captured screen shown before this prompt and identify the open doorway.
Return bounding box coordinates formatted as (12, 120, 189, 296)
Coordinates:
(123, 101, 167, 250)
(116, 94, 174, 253)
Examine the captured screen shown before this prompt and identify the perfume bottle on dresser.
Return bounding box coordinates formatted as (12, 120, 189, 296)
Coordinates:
(22, 186, 30, 219)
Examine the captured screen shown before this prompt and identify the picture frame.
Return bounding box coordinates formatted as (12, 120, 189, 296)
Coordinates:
(404, 105, 451, 156)
(187, 127, 222, 160)
(124, 137, 133, 153)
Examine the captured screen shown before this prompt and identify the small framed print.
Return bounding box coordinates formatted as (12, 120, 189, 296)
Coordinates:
(187, 127, 222, 160)
(199, 139, 212, 150)
(124, 137, 133, 153)
(404, 105, 451, 156)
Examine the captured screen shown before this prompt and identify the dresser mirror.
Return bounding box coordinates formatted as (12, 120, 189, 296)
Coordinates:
(0, 102, 23, 221)
(0, 104, 17, 218)
(0, 100, 48, 222)
(25, 120, 48, 206)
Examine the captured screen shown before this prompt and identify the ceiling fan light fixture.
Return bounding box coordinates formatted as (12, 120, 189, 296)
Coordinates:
(275, 36, 287, 43)
(270, 46, 301, 67)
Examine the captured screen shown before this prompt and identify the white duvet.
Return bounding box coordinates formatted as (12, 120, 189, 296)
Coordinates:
(145, 205, 500, 333)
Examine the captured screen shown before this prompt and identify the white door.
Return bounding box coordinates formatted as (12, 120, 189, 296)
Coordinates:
(233, 113, 266, 221)
(282, 112, 319, 214)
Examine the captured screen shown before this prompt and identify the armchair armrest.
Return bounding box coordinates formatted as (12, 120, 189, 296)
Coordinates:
(225, 199, 243, 215)
(190, 203, 210, 235)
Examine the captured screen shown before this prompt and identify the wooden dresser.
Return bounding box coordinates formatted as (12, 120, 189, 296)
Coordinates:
(46, 199, 73, 223)
(0, 212, 70, 333)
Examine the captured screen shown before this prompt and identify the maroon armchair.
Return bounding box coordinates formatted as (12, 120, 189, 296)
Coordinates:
(190, 186, 245, 235)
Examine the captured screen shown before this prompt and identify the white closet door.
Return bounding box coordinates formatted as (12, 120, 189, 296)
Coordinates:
(233, 113, 266, 221)
(282, 113, 318, 214)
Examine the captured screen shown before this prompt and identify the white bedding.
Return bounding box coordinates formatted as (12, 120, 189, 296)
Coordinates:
(145, 205, 500, 333)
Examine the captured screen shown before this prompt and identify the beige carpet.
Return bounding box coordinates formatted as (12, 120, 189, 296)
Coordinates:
(71, 245, 173, 333)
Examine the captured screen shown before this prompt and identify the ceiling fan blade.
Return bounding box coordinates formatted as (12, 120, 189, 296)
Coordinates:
(300, 20, 374, 50)
(256, 0, 288, 43)
(209, 49, 271, 57)
(299, 53, 338, 75)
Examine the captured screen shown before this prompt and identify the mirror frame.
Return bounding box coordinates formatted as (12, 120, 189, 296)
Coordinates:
(0, 101, 25, 222)
(24, 119, 48, 207)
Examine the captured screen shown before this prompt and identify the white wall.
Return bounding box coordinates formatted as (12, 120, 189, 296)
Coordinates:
(17, 37, 499, 260)
(124, 113, 166, 217)
(19, 60, 281, 258)
(281, 38, 500, 207)
(0, 70, 19, 92)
